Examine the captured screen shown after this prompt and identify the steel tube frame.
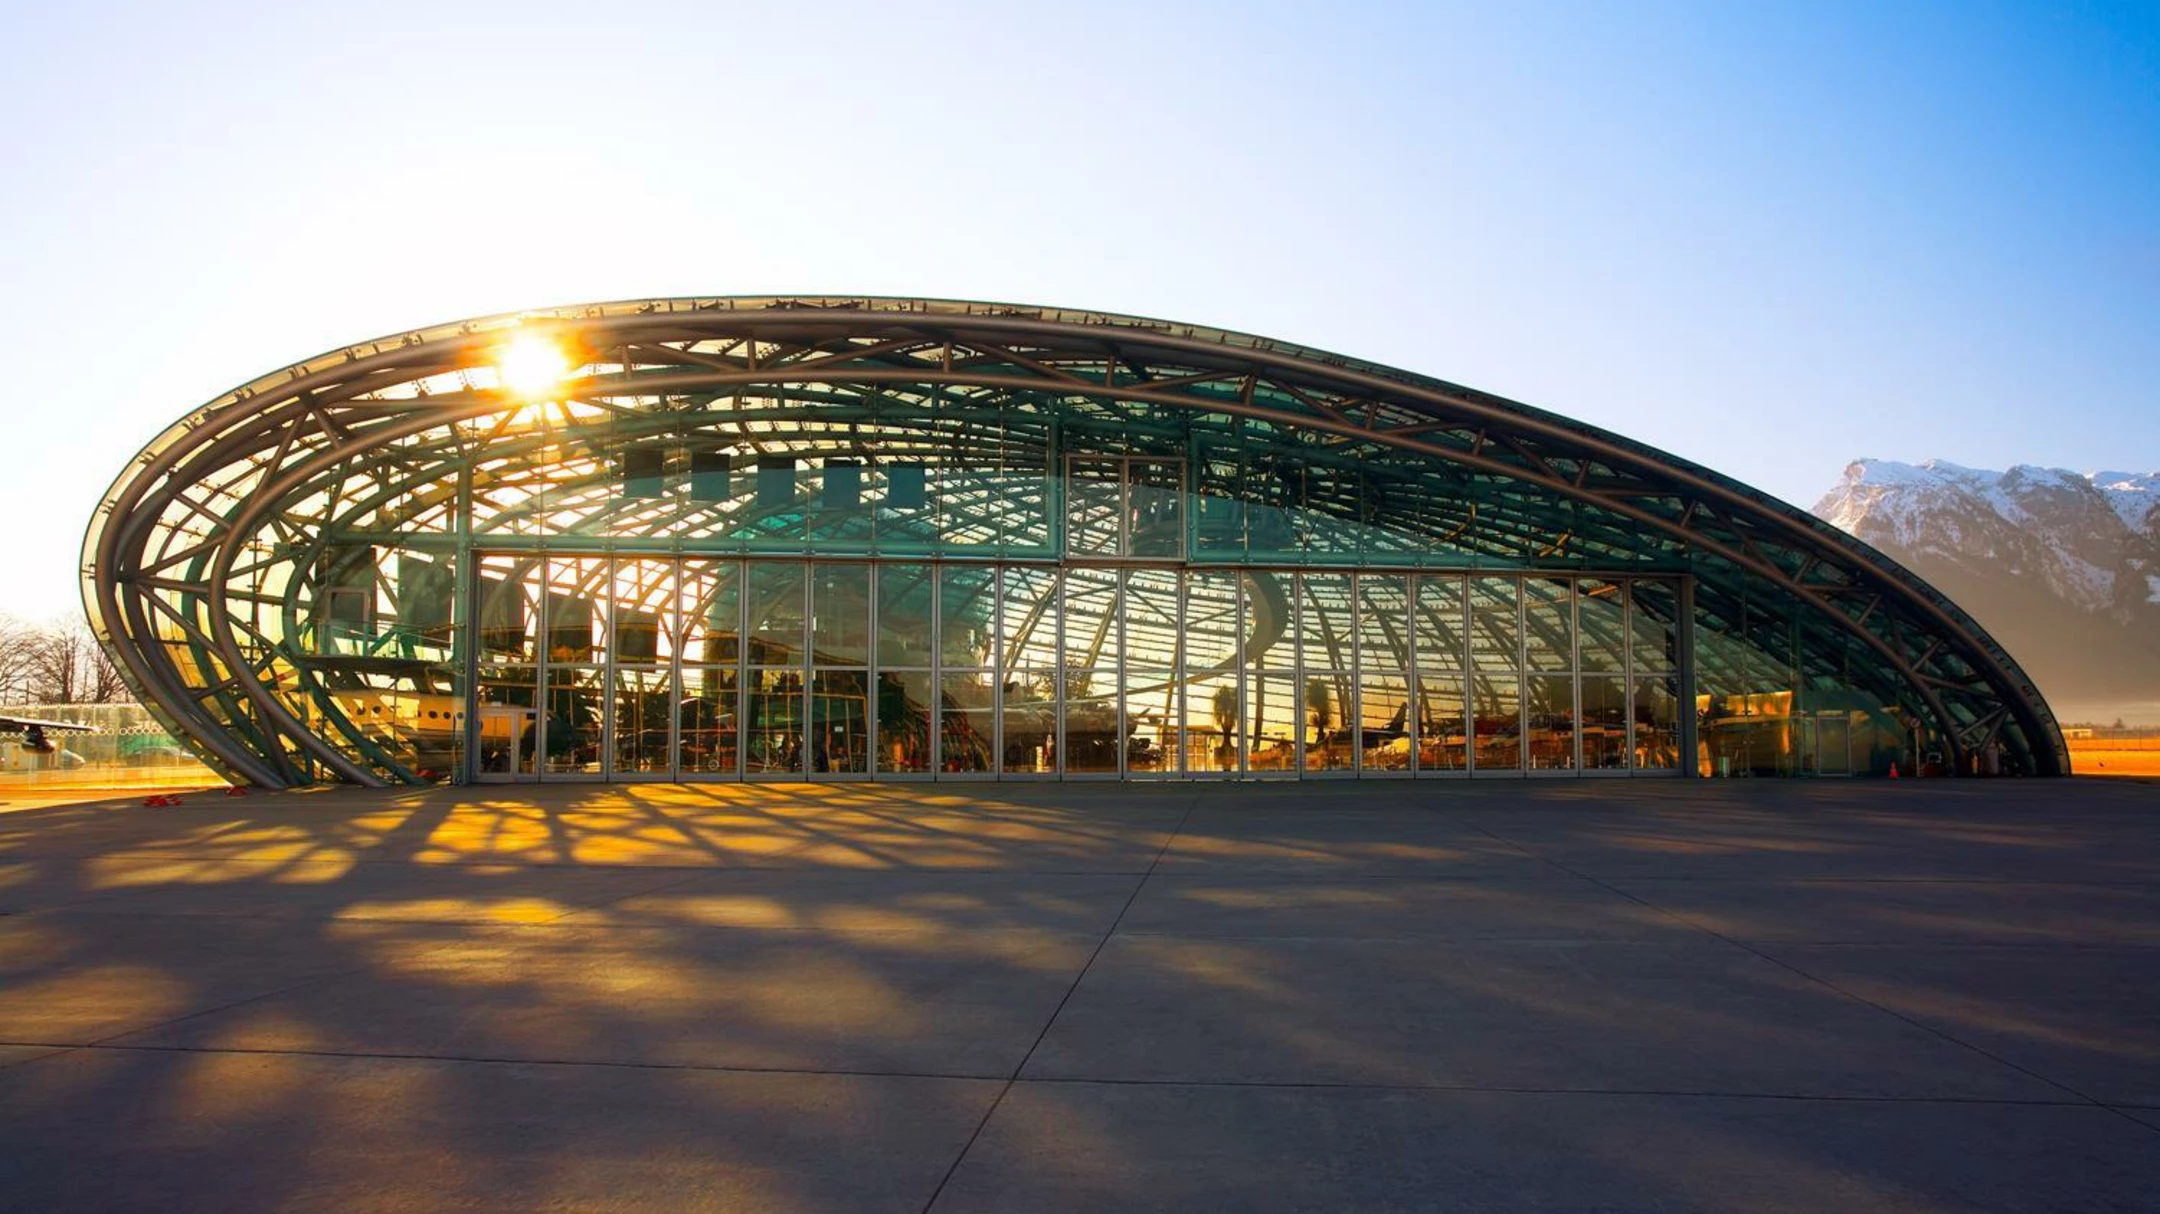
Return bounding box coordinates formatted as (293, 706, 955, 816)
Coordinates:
(84, 298, 2065, 786)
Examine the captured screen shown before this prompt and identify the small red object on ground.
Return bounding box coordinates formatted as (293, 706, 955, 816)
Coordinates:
(1888, 762, 1899, 779)
(225, 786, 247, 796)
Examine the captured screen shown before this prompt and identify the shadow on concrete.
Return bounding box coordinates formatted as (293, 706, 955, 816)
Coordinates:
(0, 778, 2153, 1211)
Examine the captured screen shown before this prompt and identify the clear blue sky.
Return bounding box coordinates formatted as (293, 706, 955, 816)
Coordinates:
(2, 0, 2153, 620)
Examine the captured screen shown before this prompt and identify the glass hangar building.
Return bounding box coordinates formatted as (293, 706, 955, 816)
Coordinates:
(84, 297, 2068, 788)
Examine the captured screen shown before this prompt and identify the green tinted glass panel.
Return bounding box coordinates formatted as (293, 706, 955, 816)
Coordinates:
(811, 564, 870, 665)
(875, 564, 933, 667)
(939, 566, 996, 667)
(1356, 575, 1411, 669)
(1577, 580, 1626, 672)
(1523, 578, 1573, 672)
(1413, 575, 1465, 671)
(747, 563, 805, 665)
(1297, 574, 1354, 672)
(1126, 570, 1181, 668)
(1470, 578, 1519, 672)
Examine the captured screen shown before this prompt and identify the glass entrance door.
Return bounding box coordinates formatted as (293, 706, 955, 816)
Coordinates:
(611, 667, 674, 779)
(475, 665, 539, 781)
(1811, 715, 1854, 777)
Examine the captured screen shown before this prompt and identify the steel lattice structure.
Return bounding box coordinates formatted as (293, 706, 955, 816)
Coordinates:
(83, 296, 2067, 787)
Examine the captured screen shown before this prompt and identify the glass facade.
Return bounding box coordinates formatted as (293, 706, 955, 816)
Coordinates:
(455, 560, 1702, 781)
(83, 297, 2065, 787)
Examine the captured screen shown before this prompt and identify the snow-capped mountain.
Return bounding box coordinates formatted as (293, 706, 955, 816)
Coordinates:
(1812, 459, 2160, 722)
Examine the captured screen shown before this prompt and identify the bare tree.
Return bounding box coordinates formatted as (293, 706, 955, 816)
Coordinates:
(86, 633, 127, 703)
(1, 615, 130, 706)
(0, 615, 38, 703)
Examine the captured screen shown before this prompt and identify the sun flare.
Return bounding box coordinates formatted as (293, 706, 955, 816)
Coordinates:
(497, 334, 571, 399)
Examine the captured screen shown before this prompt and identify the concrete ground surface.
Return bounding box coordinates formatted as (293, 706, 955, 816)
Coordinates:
(0, 778, 2155, 1213)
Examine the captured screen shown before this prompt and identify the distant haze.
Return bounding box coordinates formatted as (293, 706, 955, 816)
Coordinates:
(1815, 459, 2160, 726)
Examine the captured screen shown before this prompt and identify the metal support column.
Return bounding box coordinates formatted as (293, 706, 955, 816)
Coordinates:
(1677, 577, 1699, 778)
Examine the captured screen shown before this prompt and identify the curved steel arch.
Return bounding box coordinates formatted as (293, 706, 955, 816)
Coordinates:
(84, 296, 2067, 785)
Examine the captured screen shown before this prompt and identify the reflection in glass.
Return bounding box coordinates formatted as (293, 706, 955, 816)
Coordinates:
(811, 565, 870, 664)
(1356, 576, 1411, 670)
(1581, 674, 1629, 770)
(612, 667, 672, 776)
(684, 561, 741, 664)
(1634, 675, 1680, 769)
(464, 563, 1696, 785)
(1297, 574, 1354, 673)
(1185, 674, 1242, 773)
(1129, 460, 1185, 558)
(542, 666, 605, 774)
(1417, 671, 1466, 772)
(476, 665, 537, 776)
(1302, 671, 1354, 772)
(1630, 580, 1679, 670)
(1125, 570, 1181, 668)
(1001, 667, 1057, 773)
(1473, 673, 1521, 771)
(875, 564, 934, 667)
(1185, 573, 1241, 671)
(875, 671, 932, 774)
(548, 557, 610, 663)
(477, 557, 542, 660)
(1470, 578, 1519, 672)
(1527, 673, 1576, 770)
(1413, 575, 1465, 670)
(1523, 578, 1572, 672)
(1359, 672, 1412, 771)
(748, 563, 805, 665)
(678, 667, 737, 777)
(810, 670, 867, 774)
(1063, 668, 1120, 774)
(1248, 673, 1299, 772)
(1121, 669, 1176, 774)
(1067, 459, 1122, 555)
(938, 670, 994, 773)
(939, 566, 996, 668)
(1577, 580, 1626, 672)
(745, 668, 803, 775)
(615, 559, 674, 662)
(1244, 572, 1295, 669)
(1062, 568, 1120, 668)
(1002, 567, 1060, 671)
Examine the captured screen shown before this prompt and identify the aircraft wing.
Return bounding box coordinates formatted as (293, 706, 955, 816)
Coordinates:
(0, 716, 99, 734)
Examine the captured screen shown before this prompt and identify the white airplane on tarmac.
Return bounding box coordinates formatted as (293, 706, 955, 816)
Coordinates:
(0, 714, 98, 755)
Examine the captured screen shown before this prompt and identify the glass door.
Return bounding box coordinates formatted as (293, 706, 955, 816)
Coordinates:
(475, 664, 539, 781)
(809, 564, 871, 779)
(1061, 568, 1121, 778)
(679, 561, 741, 781)
(745, 562, 806, 779)
(873, 564, 934, 779)
(611, 557, 677, 781)
(611, 667, 674, 780)
(472, 553, 545, 783)
(935, 565, 996, 779)
(538, 556, 610, 782)
(1813, 715, 1854, 776)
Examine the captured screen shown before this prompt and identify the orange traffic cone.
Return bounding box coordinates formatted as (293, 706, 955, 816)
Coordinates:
(1888, 762, 1899, 779)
